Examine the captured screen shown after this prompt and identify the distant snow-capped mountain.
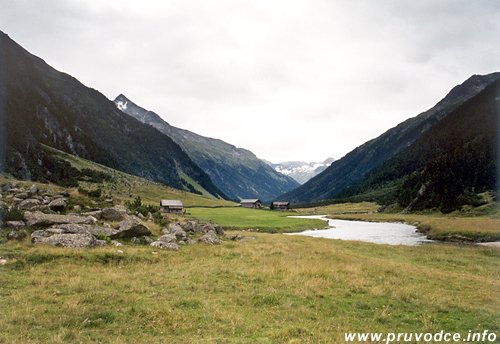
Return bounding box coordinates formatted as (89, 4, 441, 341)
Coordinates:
(265, 158, 335, 184)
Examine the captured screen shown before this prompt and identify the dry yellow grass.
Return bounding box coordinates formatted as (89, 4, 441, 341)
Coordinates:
(0, 235, 498, 343)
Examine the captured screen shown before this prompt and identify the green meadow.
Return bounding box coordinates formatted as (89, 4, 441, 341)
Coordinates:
(187, 207, 327, 233)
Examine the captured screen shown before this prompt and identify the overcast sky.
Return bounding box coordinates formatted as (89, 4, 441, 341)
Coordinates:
(1, 0, 499, 162)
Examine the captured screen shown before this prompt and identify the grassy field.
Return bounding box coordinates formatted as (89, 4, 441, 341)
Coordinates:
(298, 202, 500, 242)
(0, 235, 498, 343)
(187, 207, 327, 233)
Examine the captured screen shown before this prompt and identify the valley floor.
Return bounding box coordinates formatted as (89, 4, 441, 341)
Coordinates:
(0, 235, 498, 343)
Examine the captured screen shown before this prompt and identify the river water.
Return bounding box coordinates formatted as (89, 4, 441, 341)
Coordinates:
(287, 215, 433, 246)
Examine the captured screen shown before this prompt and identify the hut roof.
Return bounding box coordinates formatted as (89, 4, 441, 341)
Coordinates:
(240, 199, 261, 204)
(160, 200, 183, 207)
(272, 201, 290, 206)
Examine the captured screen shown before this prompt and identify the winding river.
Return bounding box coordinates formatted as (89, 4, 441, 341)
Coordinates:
(287, 215, 434, 246)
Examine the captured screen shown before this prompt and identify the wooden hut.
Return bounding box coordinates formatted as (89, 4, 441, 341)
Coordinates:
(271, 201, 290, 210)
(160, 200, 184, 213)
(240, 199, 262, 209)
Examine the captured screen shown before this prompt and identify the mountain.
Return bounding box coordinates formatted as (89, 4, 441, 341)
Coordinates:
(337, 78, 499, 212)
(114, 94, 299, 201)
(279, 72, 500, 204)
(265, 158, 335, 184)
(0, 31, 225, 199)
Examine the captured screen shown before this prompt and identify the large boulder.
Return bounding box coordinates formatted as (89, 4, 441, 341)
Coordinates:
(199, 223, 224, 235)
(157, 234, 177, 243)
(198, 230, 222, 245)
(150, 241, 180, 250)
(48, 198, 68, 212)
(111, 216, 151, 239)
(24, 211, 97, 227)
(164, 223, 187, 240)
(101, 207, 127, 221)
(47, 224, 118, 237)
(34, 233, 96, 248)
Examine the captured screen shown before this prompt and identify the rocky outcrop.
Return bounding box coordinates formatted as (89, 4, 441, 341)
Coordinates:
(33, 233, 97, 248)
(2, 183, 229, 250)
(24, 211, 97, 227)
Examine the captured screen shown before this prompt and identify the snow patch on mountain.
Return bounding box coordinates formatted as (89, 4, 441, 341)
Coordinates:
(266, 158, 335, 184)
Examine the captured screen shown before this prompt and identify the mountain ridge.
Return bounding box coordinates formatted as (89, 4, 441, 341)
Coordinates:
(279, 72, 500, 204)
(113, 94, 299, 201)
(0, 30, 226, 199)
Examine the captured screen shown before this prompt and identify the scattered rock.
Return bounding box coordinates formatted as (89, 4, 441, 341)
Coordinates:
(34, 233, 97, 248)
(164, 223, 187, 240)
(73, 205, 82, 212)
(5, 221, 25, 229)
(59, 191, 70, 198)
(0, 258, 7, 265)
(29, 184, 39, 195)
(158, 234, 177, 243)
(111, 240, 123, 247)
(131, 236, 153, 245)
(48, 198, 68, 212)
(199, 230, 222, 245)
(116, 250, 124, 254)
(14, 192, 30, 200)
(227, 233, 244, 241)
(18, 198, 42, 210)
(112, 216, 151, 239)
(24, 211, 97, 227)
(95, 240, 108, 247)
(150, 241, 180, 250)
(7, 230, 27, 241)
(101, 207, 126, 221)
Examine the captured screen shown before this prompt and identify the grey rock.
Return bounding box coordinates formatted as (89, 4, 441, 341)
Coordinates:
(24, 211, 97, 227)
(48, 198, 67, 212)
(101, 207, 126, 221)
(199, 230, 222, 245)
(7, 230, 27, 241)
(59, 191, 70, 197)
(227, 233, 244, 241)
(179, 220, 198, 232)
(1, 183, 14, 192)
(29, 184, 39, 195)
(31, 230, 52, 242)
(150, 241, 180, 250)
(111, 216, 151, 239)
(95, 240, 108, 247)
(48, 223, 118, 237)
(14, 192, 29, 200)
(164, 223, 187, 239)
(82, 210, 102, 219)
(131, 236, 153, 245)
(157, 234, 177, 243)
(19, 198, 42, 209)
(5, 221, 25, 229)
(73, 205, 82, 212)
(111, 240, 123, 247)
(34, 233, 96, 248)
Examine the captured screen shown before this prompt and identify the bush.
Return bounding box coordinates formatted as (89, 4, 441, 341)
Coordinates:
(0, 207, 24, 222)
(78, 187, 102, 198)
